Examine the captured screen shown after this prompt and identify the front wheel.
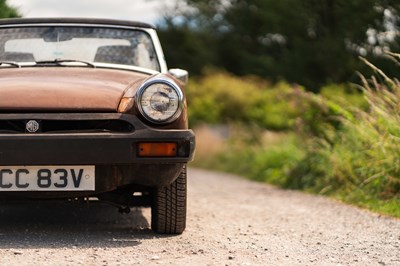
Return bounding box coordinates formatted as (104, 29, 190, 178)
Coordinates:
(151, 165, 187, 234)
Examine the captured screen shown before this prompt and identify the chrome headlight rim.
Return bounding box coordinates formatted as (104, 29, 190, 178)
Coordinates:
(135, 77, 184, 124)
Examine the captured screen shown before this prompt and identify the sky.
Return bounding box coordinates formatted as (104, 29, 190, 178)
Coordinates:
(7, 0, 176, 25)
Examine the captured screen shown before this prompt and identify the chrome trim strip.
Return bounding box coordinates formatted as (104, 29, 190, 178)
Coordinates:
(0, 22, 151, 30)
(148, 29, 168, 73)
(91, 63, 160, 75)
(0, 62, 159, 75)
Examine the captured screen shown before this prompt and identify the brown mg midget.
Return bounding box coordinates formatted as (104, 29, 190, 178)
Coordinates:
(0, 18, 195, 234)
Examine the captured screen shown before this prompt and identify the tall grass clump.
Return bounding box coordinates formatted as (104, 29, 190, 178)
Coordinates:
(289, 55, 400, 217)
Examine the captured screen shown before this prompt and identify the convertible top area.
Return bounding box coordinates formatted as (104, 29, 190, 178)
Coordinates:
(0, 17, 155, 29)
(0, 18, 165, 72)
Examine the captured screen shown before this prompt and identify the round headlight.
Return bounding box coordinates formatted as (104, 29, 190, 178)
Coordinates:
(136, 78, 183, 124)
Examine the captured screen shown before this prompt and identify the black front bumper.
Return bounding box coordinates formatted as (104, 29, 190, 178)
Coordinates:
(0, 113, 195, 197)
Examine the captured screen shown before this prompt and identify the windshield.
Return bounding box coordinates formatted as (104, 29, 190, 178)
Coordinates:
(0, 26, 160, 71)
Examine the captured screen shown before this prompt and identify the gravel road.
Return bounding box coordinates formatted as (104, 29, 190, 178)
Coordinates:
(0, 168, 399, 265)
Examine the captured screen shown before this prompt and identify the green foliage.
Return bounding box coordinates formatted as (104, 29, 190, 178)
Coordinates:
(0, 0, 20, 18)
(186, 71, 305, 130)
(286, 56, 400, 216)
(186, 70, 363, 137)
(159, 0, 400, 90)
(158, 26, 217, 74)
(192, 126, 305, 187)
(237, 134, 305, 187)
(320, 84, 368, 110)
(286, 95, 400, 217)
(190, 59, 400, 217)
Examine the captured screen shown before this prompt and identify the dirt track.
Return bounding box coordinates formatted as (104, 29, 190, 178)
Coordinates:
(0, 168, 399, 265)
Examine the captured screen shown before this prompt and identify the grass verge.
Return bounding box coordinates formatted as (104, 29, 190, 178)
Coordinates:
(188, 60, 400, 218)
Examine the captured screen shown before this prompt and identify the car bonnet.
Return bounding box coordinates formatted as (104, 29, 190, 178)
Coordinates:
(0, 67, 150, 112)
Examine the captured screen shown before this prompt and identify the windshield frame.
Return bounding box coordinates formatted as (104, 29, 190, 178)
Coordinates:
(0, 22, 168, 74)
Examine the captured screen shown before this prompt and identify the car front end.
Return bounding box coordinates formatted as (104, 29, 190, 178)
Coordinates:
(0, 18, 195, 234)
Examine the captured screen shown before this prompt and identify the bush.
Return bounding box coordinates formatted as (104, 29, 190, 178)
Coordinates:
(320, 83, 368, 110)
(185, 71, 305, 130)
(186, 71, 364, 133)
(287, 56, 400, 216)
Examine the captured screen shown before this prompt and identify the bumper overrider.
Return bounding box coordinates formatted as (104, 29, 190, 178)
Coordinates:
(0, 113, 195, 198)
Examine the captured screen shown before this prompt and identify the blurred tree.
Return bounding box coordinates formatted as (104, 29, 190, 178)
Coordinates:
(158, 0, 400, 91)
(0, 0, 21, 18)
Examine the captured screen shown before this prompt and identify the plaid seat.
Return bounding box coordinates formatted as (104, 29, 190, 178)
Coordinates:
(94, 45, 134, 65)
(1, 52, 35, 62)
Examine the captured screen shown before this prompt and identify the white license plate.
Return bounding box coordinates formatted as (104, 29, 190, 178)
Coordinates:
(0, 166, 95, 191)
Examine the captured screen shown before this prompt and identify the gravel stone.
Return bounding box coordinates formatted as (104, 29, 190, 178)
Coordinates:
(0, 168, 397, 265)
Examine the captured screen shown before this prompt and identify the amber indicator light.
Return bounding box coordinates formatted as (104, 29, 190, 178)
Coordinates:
(138, 142, 177, 157)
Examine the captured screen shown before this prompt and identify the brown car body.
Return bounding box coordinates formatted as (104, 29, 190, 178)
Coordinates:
(0, 68, 146, 111)
(0, 18, 195, 234)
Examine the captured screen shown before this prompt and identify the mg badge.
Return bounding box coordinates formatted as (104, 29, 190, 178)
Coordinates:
(26, 120, 40, 133)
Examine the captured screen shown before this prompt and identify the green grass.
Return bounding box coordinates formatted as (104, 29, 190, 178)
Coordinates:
(336, 189, 400, 218)
(188, 60, 400, 219)
(193, 127, 400, 218)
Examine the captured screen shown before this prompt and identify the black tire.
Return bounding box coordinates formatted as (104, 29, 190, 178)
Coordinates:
(151, 165, 187, 234)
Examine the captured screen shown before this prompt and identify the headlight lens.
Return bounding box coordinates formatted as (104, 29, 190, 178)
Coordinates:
(136, 78, 183, 124)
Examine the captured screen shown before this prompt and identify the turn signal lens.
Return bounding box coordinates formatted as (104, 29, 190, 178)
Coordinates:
(138, 142, 177, 157)
(118, 97, 134, 113)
